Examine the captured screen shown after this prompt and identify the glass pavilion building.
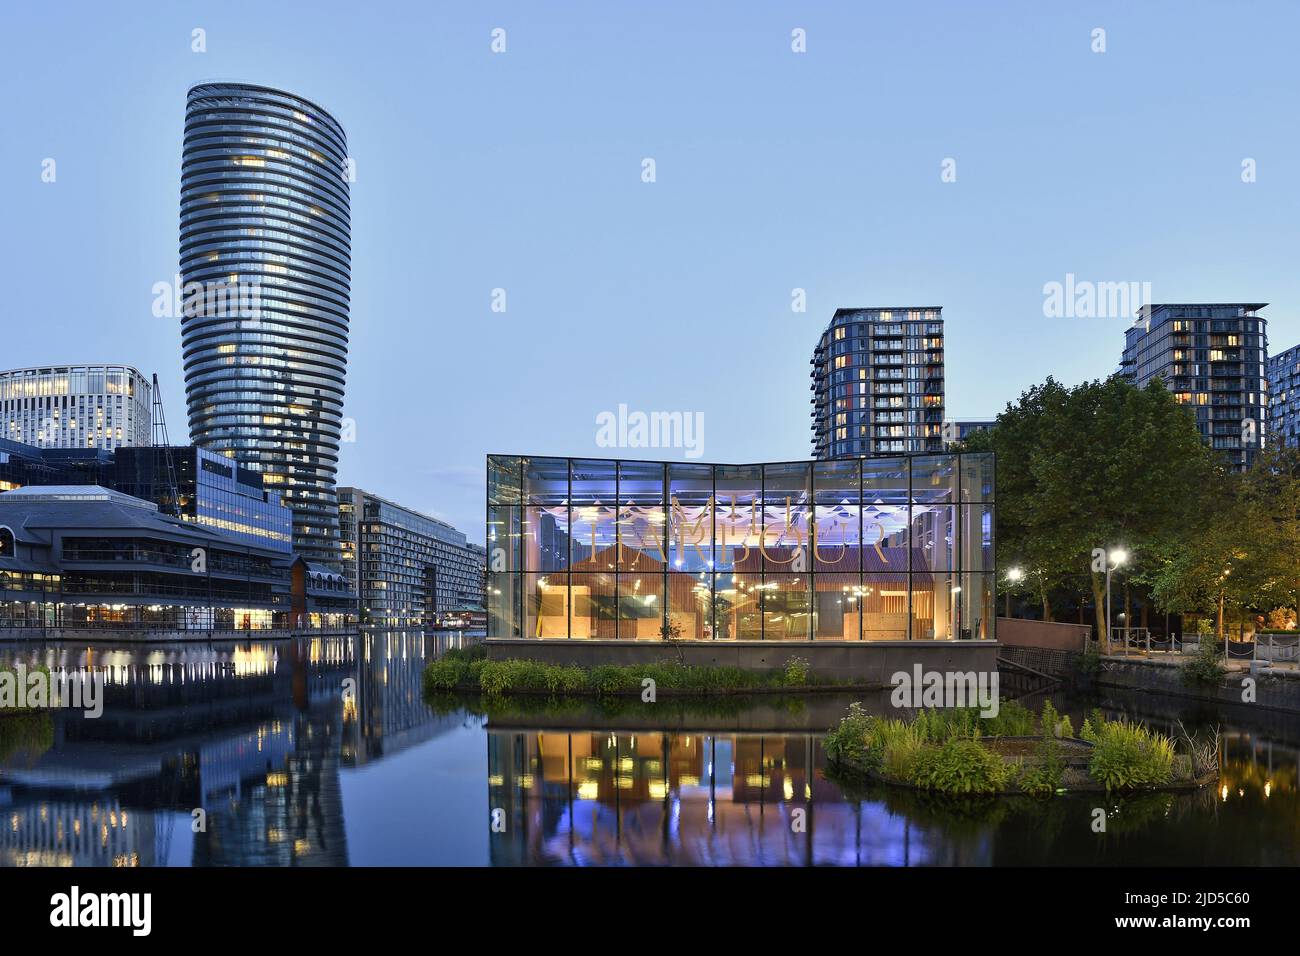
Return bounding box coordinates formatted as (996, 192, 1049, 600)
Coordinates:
(487, 452, 994, 644)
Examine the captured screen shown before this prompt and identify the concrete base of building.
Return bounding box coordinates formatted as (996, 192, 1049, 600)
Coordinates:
(484, 639, 999, 687)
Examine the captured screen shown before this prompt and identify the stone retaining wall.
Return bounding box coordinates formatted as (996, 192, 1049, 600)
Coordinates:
(1096, 657, 1300, 715)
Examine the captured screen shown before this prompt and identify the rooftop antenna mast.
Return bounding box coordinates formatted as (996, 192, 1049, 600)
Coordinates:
(150, 374, 182, 517)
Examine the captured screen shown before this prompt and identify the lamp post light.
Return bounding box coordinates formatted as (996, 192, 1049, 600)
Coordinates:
(1218, 567, 1232, 662)
(1005, 566, 1025, 618)
(1106, 548, 1128, 651)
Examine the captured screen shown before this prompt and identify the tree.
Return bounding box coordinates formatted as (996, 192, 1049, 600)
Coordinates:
(1151, 446, 1300, 635)
(964, 380, 1075, 620)
(972, 376, 1223, 649)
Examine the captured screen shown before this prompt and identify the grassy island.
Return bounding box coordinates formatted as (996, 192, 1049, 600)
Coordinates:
(824, 700, 1218, 795)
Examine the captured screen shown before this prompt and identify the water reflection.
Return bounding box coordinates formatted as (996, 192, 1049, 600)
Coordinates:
(0, 631, 475, 867)
(0, 636, 1298, 866)
(487, 729, 988, 865)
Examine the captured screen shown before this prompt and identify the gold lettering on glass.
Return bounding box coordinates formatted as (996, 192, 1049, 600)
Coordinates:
(759, 497, 805, 565)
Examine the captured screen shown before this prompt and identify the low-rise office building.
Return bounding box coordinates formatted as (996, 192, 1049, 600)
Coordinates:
(0, 439, 294, 553)
(0, 485, 355, 633)
(112, 446, 293, 552)
(0, 437, 111, 491)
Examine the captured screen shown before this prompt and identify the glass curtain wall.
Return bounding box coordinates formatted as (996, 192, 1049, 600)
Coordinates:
(487, 453, 993, 642)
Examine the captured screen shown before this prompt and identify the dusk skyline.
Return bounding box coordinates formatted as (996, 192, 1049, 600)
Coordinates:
(3, 1, 1299, 908)
(6, 1, 1300, 542)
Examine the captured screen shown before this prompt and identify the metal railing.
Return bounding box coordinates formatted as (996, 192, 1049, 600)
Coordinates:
(1110, 626, 1152, 656)
(1251, 632, 1300, 665)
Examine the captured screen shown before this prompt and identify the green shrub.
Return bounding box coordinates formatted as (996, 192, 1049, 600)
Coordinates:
(477, 659, 554, 696)
(711, 666, 759, 689)
(422, 645, 490, 693)
(475, 660, 512, 695)
(823, 703, 880, 774)
(782, 656, 811, 686)
(1018, 707, 1068, 795)
(824, 707, 930, 780)
(425, 652, 880, 700)
(1018, 736, 1065, 796)
(912, 707, 981, 742)
(980, 698, 1036, 737)
(587, 665, 637, 696)
(1079, 708, 1107, 741)
(422, 657, 467, 693)
(887, 701, 1036, 744)
(1039, 699, 1059, 735)
(1182, 637, 1226, 686)
(909, 737, 1010, 794)
(877, 720, 926, 782)
(1037, 700, 1073, 739)
(1088, 719, 1175, 790)
(543, 665, 587, 695)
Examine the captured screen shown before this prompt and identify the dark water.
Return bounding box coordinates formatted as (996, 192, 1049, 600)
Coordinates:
(0, 633, 1296, 866)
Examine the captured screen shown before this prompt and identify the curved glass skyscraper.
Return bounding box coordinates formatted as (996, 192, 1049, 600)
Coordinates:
(180, 83, 350, 566)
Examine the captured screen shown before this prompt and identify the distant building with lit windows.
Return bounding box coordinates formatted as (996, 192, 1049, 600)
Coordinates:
(0, 484, 354, 632)
(951, 420, 995, 444)
(0, 365, 151, 450)
(0, 438, 292, 552)
(113, 446, 293, 552)
(811, 308, 945, 459)
(1121, 303, 1269, 471)
(338, 487, 486, 628)
(1267, 342, 1300, 450)
(181, 83, 352, 567)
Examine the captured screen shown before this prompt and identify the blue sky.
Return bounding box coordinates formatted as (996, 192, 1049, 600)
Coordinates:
(3, 1, 1299, 542)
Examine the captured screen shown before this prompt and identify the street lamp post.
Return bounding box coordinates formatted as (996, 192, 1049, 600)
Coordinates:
(1106, 548, 1128, 651)
(1005, 567, 1025, 618)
